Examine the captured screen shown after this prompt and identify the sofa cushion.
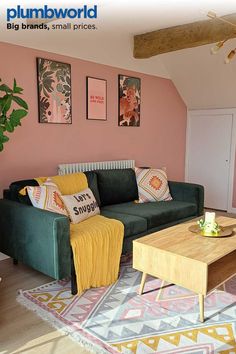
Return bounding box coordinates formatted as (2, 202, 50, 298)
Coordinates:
(9, 179, 39, 205)
(27, 179, 68, 216)
(101, 209, 147, 238)
(96, 169, 139, 206)
(61, 188, 100, 224)
(84, 171, 101, 206)
(135, 167, 172, 203)
(3, 189, 11, 200)
(102, 201, 197, 229)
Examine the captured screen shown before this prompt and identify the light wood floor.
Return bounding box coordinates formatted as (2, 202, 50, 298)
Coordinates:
(0, 210, 235, 354)
(0, 260, 90, 354)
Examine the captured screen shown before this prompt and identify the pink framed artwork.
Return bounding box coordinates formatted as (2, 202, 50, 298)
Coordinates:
(118, 75, 141, 127)
(37, 58, 72, 124)
(86, 77, 107, 121)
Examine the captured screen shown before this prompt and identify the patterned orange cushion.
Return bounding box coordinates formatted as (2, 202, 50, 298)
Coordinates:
(135, 167, 172, 203)
(27, 179, 68, 216)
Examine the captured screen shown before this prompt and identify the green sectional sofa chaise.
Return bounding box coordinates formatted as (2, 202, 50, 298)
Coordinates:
(0, 168, 204, 286)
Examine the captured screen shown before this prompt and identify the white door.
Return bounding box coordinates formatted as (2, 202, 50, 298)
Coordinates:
(187, 112, 233, 210)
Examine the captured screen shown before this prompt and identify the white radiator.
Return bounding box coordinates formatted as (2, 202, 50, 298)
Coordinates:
(58, 159, 135, 175)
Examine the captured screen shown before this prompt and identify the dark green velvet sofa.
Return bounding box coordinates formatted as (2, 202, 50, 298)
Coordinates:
(0, 168, 204, 281)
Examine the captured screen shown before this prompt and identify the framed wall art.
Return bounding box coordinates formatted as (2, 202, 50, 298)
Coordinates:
(37, 58, 72, 124)
(118, 75, 141, 127)
(86, 77, 107, 121)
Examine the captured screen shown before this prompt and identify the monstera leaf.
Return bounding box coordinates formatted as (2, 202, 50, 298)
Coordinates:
(0, 78, 29, 151)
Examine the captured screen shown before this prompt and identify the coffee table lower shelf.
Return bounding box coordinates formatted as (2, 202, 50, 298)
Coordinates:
(138, 272, 209, 322)
(133, 238, 236, 323)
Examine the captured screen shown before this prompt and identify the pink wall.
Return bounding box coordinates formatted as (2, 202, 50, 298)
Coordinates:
(0, 42, 187, 196)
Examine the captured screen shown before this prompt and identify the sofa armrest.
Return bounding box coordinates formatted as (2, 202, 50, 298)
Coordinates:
(0, 199, 70, 279)
(168, 181, 204, 216)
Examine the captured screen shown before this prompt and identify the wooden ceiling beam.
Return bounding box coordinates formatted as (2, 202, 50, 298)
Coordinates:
(133, 14, 236, 59)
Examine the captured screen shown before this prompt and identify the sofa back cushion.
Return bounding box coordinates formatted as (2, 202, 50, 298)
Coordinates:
(7, 173, 101, 206)
(9, 179, 39, 205)
(96, 169, 139, 206)
(84, 171, 101, 206)
(3, 189, 11, 200)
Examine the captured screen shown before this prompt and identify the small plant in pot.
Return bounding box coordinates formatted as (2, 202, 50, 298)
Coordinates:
(0, 78, 29, 151)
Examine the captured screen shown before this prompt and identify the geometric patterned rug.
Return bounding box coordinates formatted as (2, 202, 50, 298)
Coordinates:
(17, 261, 236, 353)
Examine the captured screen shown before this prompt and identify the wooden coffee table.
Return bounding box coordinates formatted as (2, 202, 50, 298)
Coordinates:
(133, 216, 236, 322)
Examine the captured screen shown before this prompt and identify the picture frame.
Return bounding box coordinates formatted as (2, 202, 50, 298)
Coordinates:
(36, 58, 72, 124)
(86, 77, 107, 121)
(118, 74, 141, 127)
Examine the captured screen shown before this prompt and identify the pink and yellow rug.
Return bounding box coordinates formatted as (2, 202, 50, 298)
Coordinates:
(18, 261, 236, 353)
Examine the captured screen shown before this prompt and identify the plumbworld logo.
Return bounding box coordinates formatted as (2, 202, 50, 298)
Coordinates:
(7, 4, 98, 21)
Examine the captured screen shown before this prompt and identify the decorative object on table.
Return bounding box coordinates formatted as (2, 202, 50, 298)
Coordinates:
(189, 224, 233, 237)
(0, 78, 28, 151)
(17, 260, 236, 354)
(118, 74, 141, 127)
(37, 58, 72, 124)
(135, 167, 172, 203)
(198, 211, 220, 235)
(198, 212, 220, 236)
(189, 212, 233, 237)
(86, 77, 107, 120)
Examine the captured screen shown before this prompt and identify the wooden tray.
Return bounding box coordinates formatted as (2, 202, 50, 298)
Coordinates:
(189, 225, 233, 238)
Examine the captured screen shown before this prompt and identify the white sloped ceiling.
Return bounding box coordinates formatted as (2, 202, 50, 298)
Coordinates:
(160, 39, 236, 109)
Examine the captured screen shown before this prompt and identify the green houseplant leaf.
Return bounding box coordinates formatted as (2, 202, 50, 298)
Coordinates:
(12, 96, 28, 110)
(0, 84, 12, 93)
(5, 120, 14, 132)
(2, 95, 13, 114)
(2, 135, 9, 142)
(10, 109, 28, 126)
(13, 79, 24, 94)
(0, 78, 29, 151)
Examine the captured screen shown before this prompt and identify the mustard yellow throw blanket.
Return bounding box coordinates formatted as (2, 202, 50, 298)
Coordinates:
(20, 172, 124, 294)
(70, 215, 124, 294)
(50, 172, 124, 294)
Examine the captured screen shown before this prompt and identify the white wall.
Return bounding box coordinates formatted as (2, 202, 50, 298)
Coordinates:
(161, 39, 236, 109)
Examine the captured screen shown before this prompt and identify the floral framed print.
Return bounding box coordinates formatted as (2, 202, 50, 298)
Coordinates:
(118, 75, 141, 127)
(86, 77, 107, 121)
(37, 58, 72, 124)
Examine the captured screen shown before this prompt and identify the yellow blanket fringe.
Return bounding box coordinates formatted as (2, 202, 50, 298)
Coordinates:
(70, 215, 124, 294)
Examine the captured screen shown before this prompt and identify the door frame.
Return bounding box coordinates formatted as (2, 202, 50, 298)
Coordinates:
(185, 108, 236, 213)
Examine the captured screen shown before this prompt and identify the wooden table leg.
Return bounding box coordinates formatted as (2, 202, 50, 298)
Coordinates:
(199, 294, 204, 322)
(139, 273, 147, 295)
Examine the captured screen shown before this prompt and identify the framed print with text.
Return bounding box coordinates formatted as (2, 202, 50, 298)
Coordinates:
(86, 77, 107, 121)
